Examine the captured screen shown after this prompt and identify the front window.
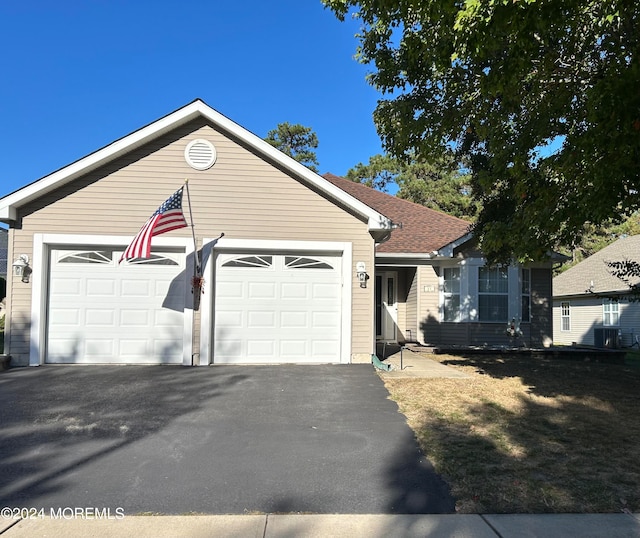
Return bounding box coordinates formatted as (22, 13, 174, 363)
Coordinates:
(603, 299, 619, 326)
(478, 266, 509, 322)
(443, 267, 461, 322)
(561, 302, 570, 331)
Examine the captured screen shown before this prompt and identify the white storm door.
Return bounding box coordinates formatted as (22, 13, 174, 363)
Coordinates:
(47, 248, 185, 364)
(214, 253, 342, 364)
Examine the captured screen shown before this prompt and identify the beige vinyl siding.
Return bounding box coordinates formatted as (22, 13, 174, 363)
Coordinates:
(417, 265, 440, 345)
(8, 119, 375, 364)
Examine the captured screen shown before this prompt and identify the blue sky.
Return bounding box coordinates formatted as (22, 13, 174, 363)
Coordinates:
(0, 0, 384, 200)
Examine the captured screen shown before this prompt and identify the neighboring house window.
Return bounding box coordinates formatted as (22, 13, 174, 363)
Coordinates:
(521, 269, 531, 322)
(478, 266, 509, 321)
(603, 298, 620, 326)
(561, 302, 570, 331)
(443, 267, 461, 322)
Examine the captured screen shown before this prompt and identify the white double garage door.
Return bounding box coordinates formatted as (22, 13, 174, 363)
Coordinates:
(46, 246, 343, 364)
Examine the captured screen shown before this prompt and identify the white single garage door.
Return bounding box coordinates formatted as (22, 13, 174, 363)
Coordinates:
(47, 248, 185, 364)
(214, 253, 342, 363)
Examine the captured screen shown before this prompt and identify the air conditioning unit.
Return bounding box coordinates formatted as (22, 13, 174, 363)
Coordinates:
(593, 328, 622, 349)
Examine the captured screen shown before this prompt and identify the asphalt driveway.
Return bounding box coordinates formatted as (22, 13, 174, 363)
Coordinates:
(0, 365, 455, 515)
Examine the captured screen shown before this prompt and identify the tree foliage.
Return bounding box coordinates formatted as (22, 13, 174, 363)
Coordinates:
(323, 0, 640, 263)
(265, 122, 320, 172)
(346, 153, 480, 220)
(557, 212, 640, 272)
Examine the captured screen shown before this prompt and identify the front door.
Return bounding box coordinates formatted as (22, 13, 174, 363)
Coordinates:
(375, 272, 397, 341)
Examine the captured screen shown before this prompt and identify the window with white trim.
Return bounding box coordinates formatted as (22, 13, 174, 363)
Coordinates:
(603, 298, 619, 326)
(58, 251, 113, 264)
(443, 267, 461, 322)
(521, 269, 531, 322)
(222, 256, 273, 268)
(284, 256, 333, 269)
(478, 266, 509, 322)
(561, 302, 570, 331)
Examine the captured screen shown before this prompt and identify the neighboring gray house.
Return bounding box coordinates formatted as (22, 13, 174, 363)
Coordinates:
(553, 235, 640, 348)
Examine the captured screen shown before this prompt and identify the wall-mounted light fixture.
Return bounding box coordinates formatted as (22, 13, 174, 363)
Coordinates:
(12, 254, 31, 283)
(356, 261, 368, 288)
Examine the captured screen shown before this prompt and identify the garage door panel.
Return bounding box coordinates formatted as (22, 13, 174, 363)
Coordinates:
(218, 281, 243, 299)
(280, 282, 308, 299)
(214, 252, 342, 364)
(248, 310, 276, 328)
(312, 312, 339, 328)
(122, 280, 150, 297)
(51, 278, 82, 296)
(87, 279, 115, 296)
(49, 308, 81, 325)
(47, 248, 185, 364)
(312, 282, 340, 299)
(85, 339, 115, 358)
(280, 311, 308, 328)
(120, 310, 149, 326)
(248, 281, 276, 299)
(280, 341, 307, 358)
(85, 309, 115, 327)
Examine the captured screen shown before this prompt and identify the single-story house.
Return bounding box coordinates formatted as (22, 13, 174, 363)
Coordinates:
(323, 174, 555, 349)
(0, 99, 555, 367)
(553, 234, 640, 348)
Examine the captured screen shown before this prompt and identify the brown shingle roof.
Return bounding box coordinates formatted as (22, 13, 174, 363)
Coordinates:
(323, 173, 472, 254)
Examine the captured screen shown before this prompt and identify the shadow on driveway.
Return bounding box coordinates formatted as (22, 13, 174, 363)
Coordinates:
(0, 365, 454, 514)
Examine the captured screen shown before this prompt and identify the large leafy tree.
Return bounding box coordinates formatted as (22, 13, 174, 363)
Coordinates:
(323, 0, 640, 263)
(346, 153, 480, 220)
(265, 122, 320, 172)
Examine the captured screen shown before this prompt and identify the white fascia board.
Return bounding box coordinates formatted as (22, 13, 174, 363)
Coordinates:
(0, 100, 392, 234)
(437, 232, 475, 258)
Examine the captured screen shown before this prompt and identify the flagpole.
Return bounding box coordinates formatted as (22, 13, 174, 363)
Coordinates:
(184, 179, 200, 277)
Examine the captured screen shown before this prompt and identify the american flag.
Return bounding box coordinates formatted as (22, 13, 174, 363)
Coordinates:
(119, 187, 188, 262)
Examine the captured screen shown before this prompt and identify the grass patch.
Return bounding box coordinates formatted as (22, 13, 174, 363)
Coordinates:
(383, 354, 640, 514)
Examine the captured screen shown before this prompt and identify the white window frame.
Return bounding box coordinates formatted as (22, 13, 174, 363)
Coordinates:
(442, 267, 461, 322)
(561, 301, 571, 332)
(478, 266, 509, 322)
(603, 298, 620, 327)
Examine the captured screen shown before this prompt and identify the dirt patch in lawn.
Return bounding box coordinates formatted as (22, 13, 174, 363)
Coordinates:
(383, 353, 640, 514)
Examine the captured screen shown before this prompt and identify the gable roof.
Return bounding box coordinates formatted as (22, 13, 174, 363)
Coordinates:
(553, 235, 640, 297)
(0, 99, 391, 239)
(322, 173, 472, 255)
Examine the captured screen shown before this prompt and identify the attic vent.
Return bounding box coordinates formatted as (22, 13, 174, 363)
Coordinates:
(185, 139, 216, 170)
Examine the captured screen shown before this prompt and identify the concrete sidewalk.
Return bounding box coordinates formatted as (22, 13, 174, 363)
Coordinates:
(377, 347, 470, 378)
(2, 513, 640, 537)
